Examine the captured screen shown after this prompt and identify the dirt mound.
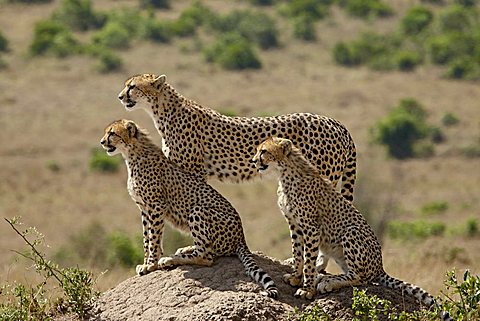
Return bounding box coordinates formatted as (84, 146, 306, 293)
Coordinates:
(91, 253, 425, 321)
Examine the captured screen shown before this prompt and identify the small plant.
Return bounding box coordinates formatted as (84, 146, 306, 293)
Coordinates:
(440, 270, 480, 320)
(464, 218, 478, 237)
(89, 147, 121, 172)
(46, 160, 61, 172)
(203, 33, 262, 70)
(393, 50, 421, 71)
(421, 201, 449, 215)
(292, 303, 332, 321)
(441, 112, 459, 126)
(446, 57, 478, 80)
(0, 218, 100, 319)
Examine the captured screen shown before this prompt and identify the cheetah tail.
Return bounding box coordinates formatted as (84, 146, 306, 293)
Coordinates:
(377, 272, 454, 321)
(235, 244, 278, 299)
(340, 138, 356, 203)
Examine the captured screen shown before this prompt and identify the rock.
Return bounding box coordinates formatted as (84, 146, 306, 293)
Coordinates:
(91, 253, 426, 321)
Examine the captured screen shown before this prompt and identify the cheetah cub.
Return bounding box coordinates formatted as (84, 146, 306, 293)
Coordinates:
(100, 120, 278, 298)
(251, 137, 452, 319)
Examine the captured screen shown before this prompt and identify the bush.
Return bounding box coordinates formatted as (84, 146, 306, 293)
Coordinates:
(0, 32, 8, 52)
(421, 201, 449, 215)
(446, 57, 477, 79)
(401, 6, 433, 36)
(333, 32, 391, 67)
(106, 232, 143, 268)
(204, 33, 262, 70)
(92, 21, 131, 49)
(388, 220, 446, 240)
(340, 0, 393, 19)
(441, 112, 459, 126)
(29, 20, 80, 57)
(89, 147, 121, 172)
(213, 10, 279, 49)
(139, 0, 170, 9)
(140, 16, 172, 43)
(279, 0, 330, 20)
(52, 0, 105, 31)
(428, 33, 475, 65)
(292, 14, 316, 41)
(169, 15, 197, 37)
(441, 270, 480, 320)
(438, 5, 473, 33)
(393, 50, 420, 71)
(177, 1, 217, 28)
(371, 98, 430, 159)
(95, 50, 123, 73)
(249, 0, 274, 5)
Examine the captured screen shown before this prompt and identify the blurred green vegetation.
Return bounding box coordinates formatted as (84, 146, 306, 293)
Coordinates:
(89, 148, 121, 173)
(333, 2, 480, 79)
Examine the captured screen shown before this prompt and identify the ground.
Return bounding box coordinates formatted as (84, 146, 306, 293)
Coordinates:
(88, 253, 425, 321)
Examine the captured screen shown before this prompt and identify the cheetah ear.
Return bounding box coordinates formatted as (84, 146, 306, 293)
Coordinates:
(153, 74, 167, 89)
(125, 120, 138, 139)
(279, 139, 293, 156)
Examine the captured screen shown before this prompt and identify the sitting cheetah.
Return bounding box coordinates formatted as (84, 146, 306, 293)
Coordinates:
(251, 137, 452, 319)
(117, 73, 357, 203)
(100, 119, 278, 298)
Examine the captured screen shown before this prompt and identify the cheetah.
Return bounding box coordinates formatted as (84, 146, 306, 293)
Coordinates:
(117, 73, 357, 203)
(100, 119, 278, 298)
(251, 137, 452, 320)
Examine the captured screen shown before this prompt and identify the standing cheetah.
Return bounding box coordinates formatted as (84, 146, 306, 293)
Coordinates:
(100, 119, 278, 298)
(117, 73, 357, 203)
(251, 137, 452, 320)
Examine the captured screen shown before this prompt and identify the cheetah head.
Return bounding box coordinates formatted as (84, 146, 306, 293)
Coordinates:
(252, 137, 293, 174)
(118, 74, 167, 111)
(100, 119, 138, 156)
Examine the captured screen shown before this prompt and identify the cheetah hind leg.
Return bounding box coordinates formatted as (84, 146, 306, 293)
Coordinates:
(174, 245, 196, 256)
(316, 270, 362, 293)
(158, 248, 214, 269)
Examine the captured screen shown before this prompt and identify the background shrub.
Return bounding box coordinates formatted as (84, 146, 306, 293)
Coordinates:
(388, 220, 446, 240)
(333, 32, 392, 67)
(204, 33, 262, 70)
(91, 21, 131, 49)
(29, 20, 79, 57)
(0, 32, 9, 52)
(52, 0, 105, 31)
(393, 50, 420, 71)
(441, 112, 459, 126)
(140, 16, 172, 43)
(89, 147, 121, 172)
(339, 0, 393, 19)
(95, 49, 123, 73)
(371, 98, 430, 159)
(438, 5, 473, 33)
(139, 0, 170, 9)
(279, 0, 330, 20)
(292, 14, 316, 41)
(401, 6, 433, 36)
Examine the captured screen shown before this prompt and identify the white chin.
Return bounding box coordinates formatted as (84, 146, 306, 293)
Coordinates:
(107, 150, 120, 156)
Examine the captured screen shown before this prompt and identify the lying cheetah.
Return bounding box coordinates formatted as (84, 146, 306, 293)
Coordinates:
(100, 119, 278, 298)
(117, 73, 357, 203)
(251, 137, 452, 320)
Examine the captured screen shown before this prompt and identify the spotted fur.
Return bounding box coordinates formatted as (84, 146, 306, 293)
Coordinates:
(100, 120, 278, 298)
(117, 73, 357, 203)
(251, 138, 453, 320)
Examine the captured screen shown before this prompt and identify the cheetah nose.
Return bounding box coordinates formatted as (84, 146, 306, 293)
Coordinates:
(118, 94, 124, 100)
(100, 139, 105, 145)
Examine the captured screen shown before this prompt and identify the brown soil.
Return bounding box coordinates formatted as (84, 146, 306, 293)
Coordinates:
(89, 253, 426, 321)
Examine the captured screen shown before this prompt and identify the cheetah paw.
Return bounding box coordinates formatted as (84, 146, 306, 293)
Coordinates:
(174, 246, 195, 256)
(316, 280, 333, 294)
(158, 257, 175, 269)
(136, 263, 157, 276)
(294, 288, 316, 300)
(283, 273, 302, 287)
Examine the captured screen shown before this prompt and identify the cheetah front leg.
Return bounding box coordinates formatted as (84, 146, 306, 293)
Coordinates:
(281, 207, 304, 288)
(158, 209, 214, 269)
(136, 211, 165, 276)
(295, 225, 320, 300)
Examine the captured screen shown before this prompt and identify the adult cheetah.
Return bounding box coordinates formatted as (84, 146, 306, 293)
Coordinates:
(251, 137, 452, 320)
(117, 73, 357, 203)
(100, 119, 278, 298)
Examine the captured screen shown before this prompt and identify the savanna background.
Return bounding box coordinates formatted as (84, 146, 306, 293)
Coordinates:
(0, 0, 479, 313)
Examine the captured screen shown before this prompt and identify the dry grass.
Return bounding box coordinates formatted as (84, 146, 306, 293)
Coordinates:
(0, 0, 478, 296)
